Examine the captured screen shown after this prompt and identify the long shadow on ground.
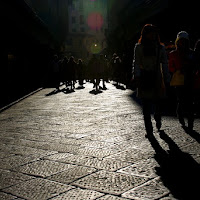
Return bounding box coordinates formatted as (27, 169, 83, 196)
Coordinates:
(147, 131, 200, 199)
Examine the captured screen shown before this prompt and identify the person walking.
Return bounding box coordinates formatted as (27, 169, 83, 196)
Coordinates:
(77, 59, 85, 88)
(99, 54, 107, 89)
(169, 31, 196, 130)
(133, 24, 170, 137)
(61, 56, 69, 88)
(67, 56, 77, 91)
(88, 54, 100, 91)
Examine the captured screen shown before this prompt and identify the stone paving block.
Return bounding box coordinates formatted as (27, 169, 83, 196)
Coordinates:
(0, 192, 24, 200)
(165, 129, 196, 147)
(80, 140, 116, 149)
(122, 177, 170, 200)
(47, 165, 97, 184)
(51, 188, 104, 200)
(0, 152, 15, 159)
(1, 144, 57, 158)
(14, 160, 75, 178)
(43, 153, 70, 161)
(117, 158, 159, 178)
(45, 152, 91, 165)
(83, 130, 119, 141)
(46, 143, 81, 153)
(4, 139, 51, 151)
(77, 147, 115, 158)
(106, 148, 152, 163)
(72, 170, 148, 195)
(58, 138, 87, 146)
(0, 155, 39, 170)
(97, 195, 130, 200)
(0, 169, 34, 189)
(181, 142, 200, 156)
(0, 136, 16, 146)
(3, 178, 74, 200)
(82, 157, 131, 171)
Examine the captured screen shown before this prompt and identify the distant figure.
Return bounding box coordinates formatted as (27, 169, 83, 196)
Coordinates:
(169, 31, 196, 130)
(113, 55, 123, 88)
(109, 53, 118, 80)
(67, 56, 77, 91)
(99, 54, 107, 89)
(88, 54, 100, 91)
(61, 56, 69, 87)
(77, 59, 84, 87)
(133, 24, 170, 137)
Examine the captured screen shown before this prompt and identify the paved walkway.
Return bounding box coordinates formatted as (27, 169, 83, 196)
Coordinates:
(0, 83, 200, 200)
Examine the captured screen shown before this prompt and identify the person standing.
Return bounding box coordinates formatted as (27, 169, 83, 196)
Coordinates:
(77, 59, 84, 87)
(169, 31, 196, 130)
(67, 56, 77, 91)
(88, 54, 100, 91)
(133, 24, 170, 137)
(99, 54, 107, 89)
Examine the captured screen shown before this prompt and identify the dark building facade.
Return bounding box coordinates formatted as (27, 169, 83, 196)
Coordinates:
(1, 0, 60, 108)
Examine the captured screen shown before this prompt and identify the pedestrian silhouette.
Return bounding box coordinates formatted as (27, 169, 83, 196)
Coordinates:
(88, 54, 101, 91)
(77, 59, 85, 88)
(169, 31, 196, 130)
(99, 54, 107, 90)
(67, 56, 77, 91)
(132, 24, 170, 137)
(109, 53, 117, 81)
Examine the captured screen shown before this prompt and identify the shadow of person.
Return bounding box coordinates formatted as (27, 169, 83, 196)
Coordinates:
(147, 131, 200, 200)
(62, 88, 75, 94)
(89, 89, 103, 95)
(182, 126, 200, 144)
(76, 85, 85, 90)
(45, 89, 61, 96)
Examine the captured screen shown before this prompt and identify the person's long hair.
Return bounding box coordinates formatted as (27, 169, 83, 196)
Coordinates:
(138, 24, 161, 45)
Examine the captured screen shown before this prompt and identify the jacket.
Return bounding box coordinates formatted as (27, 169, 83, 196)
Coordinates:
(169, 49, 195, 87)
(133, 43, 170, 100)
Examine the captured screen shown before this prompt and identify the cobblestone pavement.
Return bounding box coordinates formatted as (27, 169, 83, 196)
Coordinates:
(0, 82, 200, 200)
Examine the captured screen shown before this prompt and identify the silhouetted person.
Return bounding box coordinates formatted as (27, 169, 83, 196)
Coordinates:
(57, 56, 65, 85)
(88, 54, 100, 91)
(122, 53, 132, 89)
(67, 56, 77, 91)
(113, 55, 123, 88)
(109, 53, 117, 81)
(169, 31, 196, 130)
(61, 56, 69, 87)
(103, 55, 111, 83)
(133, 24, 170, 137)
(99, 54, 107, 89)
(77, 59, 84, 87)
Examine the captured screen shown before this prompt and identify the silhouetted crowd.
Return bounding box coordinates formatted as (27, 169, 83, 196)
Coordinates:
(49, 52, 131, 92)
